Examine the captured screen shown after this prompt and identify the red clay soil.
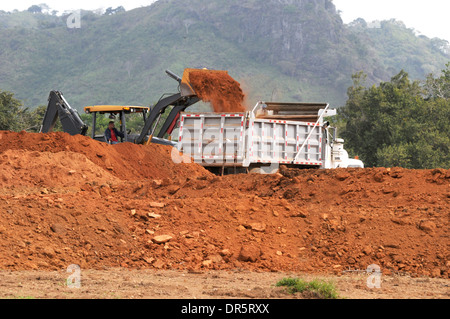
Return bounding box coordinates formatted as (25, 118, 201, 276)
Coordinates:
(0, 131, 448, 279)
(189, 70, 246, 112)
(0, 131, 209, 183)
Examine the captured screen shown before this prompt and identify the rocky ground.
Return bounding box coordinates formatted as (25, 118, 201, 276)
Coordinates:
(0, 130, 448, 299)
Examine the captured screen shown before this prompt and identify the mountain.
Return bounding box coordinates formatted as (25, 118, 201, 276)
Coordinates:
(0, 0, 449, 110)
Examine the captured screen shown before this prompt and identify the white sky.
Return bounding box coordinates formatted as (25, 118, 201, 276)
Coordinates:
(0, 0, 449, 42)
(333, 0, 450, 42)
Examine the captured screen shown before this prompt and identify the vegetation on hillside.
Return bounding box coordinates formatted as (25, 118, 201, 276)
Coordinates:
(0, 0, 449, 110)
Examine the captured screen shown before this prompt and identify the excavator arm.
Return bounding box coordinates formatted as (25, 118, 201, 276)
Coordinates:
(155, 97, 199, 138)
(40, 90, 88, 136)
(135, 69, 200, 144)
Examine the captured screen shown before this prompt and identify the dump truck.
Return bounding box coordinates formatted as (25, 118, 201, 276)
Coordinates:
(176, 101, 364, 174)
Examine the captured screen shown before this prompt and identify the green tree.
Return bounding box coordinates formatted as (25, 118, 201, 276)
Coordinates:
(21, 105, 45, 132)
(0, 91, 63, 133)
(424, 62, 450, 99)
(339, 67, 450, 169)
(0, 90, 27, 131)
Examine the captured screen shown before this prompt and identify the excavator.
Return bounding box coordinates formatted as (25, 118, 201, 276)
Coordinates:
(39, 68, 204, 145)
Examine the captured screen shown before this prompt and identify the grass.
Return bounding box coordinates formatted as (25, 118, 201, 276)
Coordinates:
(5, 295, 36, 299)
(276, 277, 340, 299)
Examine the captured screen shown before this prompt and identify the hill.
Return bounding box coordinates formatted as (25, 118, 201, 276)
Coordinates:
(0, 0, 448, 109)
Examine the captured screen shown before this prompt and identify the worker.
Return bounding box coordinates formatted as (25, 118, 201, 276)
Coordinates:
(104, 121, 124, 144)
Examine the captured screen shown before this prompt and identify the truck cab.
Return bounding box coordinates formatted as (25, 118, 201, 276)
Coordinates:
(323, 128, 364, 169)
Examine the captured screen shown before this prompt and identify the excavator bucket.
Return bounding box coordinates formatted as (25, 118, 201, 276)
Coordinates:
(137, 68, 229, 144)
(179, 68, 229, 97)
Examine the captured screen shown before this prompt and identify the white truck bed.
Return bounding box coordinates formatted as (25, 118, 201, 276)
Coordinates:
(177, 102, 332, 168)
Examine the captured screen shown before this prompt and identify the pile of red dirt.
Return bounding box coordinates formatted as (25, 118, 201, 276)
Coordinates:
(189, 70, 246, 112)
(0, 149, 120, 193)
(0, 131, 448, 279)
(0, 131, 211, 185)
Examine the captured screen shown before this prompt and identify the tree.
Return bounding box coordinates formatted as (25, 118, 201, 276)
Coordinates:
(338, 67, 449, 169)
(424, 62, 450, 99)
(21, 105, 48, 132)
(37, 3, 50, 14)
(0, 90, 27, 131)
(27, 5, 42, 14)
(104, 6, 125, 16)
(0, 92, 61, 133)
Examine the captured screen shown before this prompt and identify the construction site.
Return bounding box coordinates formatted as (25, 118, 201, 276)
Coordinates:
(0, 69, 448, 299)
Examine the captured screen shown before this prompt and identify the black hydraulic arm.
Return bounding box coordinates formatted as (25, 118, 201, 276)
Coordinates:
(40, 91, 88, 136)
(156, 96, 199, 138)
(136, 70, 199, 144)
(136, 93, 184, 144)
(137, 93, 201, 143)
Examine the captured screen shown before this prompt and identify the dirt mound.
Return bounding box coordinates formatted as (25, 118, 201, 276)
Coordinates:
(0, 149, 119, 193)
(189, 70, 246, 112)
(0, 131, 211, 182)
(0, 131, 448, 279)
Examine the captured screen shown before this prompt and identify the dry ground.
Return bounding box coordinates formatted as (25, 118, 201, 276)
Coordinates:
(0, 268, 448, 299)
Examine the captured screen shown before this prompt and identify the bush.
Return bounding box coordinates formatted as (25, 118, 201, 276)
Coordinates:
(276, 277, 339, 299)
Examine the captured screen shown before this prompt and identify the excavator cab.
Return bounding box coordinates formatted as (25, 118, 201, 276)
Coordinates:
(83, 105, 150, 143)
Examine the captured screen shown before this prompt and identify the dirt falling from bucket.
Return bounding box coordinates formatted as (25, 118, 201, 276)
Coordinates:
(188, 70, 246, 113)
